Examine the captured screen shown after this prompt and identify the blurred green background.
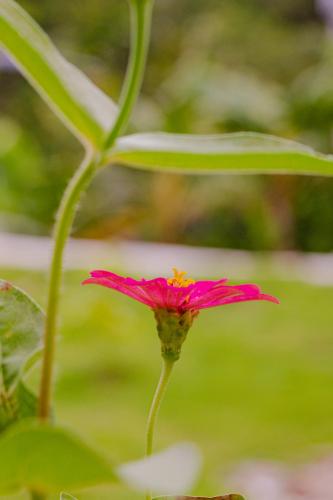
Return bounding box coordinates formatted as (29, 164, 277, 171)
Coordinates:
(1, 268, 333, 500)
(2, 0, 333, 499)
(2, 0, 333, 251)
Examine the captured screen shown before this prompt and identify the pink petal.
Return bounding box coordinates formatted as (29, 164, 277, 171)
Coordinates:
(194, 291, 279, 309)
(232, 283, 261, 294)
(83, 270, 279, 312)
(180, 280, 226, 308)
(90, 270, 149, 286)
(83, 270, 193, 310)
(83, 276, 156, 307)
(188, 283, 238, 309)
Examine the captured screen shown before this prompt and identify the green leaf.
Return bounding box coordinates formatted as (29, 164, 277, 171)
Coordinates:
(0, 420, 202, 496)
(0, 279, 43, 431)
(0, 279, 43, 390)
(0, 381, 38, 431)
(110, 132, 333, 176)
(0, 420, 116, 494)
(60, 493, 78, 500)
(0, 0, 118, 148)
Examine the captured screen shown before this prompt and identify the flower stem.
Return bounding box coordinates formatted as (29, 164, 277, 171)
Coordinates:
(145, 358, 175, 500)
(38, 151, 97, 420)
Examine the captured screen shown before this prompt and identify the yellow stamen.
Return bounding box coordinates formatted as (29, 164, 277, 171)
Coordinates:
(167, 268, 195, 288)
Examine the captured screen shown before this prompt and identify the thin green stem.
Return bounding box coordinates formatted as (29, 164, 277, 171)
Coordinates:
(103, 0, 154, 151)
(145, 358, 175, 500)
(38, 150, 97, 420)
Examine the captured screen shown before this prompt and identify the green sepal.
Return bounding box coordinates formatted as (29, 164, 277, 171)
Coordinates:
(154, 309, 197, 361)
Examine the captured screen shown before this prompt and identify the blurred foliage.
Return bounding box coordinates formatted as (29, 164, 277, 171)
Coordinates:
(2, 0, 333, 251)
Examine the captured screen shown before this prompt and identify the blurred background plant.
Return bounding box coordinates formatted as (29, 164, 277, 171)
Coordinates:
(2, 1, 333, 499)
(2, 0, 333, 252)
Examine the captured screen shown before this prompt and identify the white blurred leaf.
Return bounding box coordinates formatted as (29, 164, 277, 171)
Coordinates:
(117, 443, 202, 496)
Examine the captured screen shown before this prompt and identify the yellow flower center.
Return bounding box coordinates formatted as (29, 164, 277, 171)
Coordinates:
(167, 268, 195, 288)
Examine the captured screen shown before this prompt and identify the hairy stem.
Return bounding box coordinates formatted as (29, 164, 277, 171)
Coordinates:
(145, 358, 175, 500)
(38, 151, 97, 420)
(38, 0, 155, 421)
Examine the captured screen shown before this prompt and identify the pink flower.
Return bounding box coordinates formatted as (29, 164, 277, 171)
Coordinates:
(82, 268, 279, 313)
(83, 268, 278, 361)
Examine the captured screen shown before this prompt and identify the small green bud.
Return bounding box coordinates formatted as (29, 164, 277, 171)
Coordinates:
(154, 309, 198, 362)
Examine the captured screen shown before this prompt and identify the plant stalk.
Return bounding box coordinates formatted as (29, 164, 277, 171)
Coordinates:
(145, 358, 175, 500)
(38, 0, 155, 421)
(103, 0, 154, 150)
(38, 151, 97, 420)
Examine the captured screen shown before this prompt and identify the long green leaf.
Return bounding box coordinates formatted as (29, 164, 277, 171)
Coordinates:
(0, 279, 43, 432)
(0, 420, 116, 494)
(0, 0, 118, 148)
(110, 132, 333, 176)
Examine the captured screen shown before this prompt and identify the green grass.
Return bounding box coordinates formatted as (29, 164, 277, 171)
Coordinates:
(1, 268, 333, 499)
